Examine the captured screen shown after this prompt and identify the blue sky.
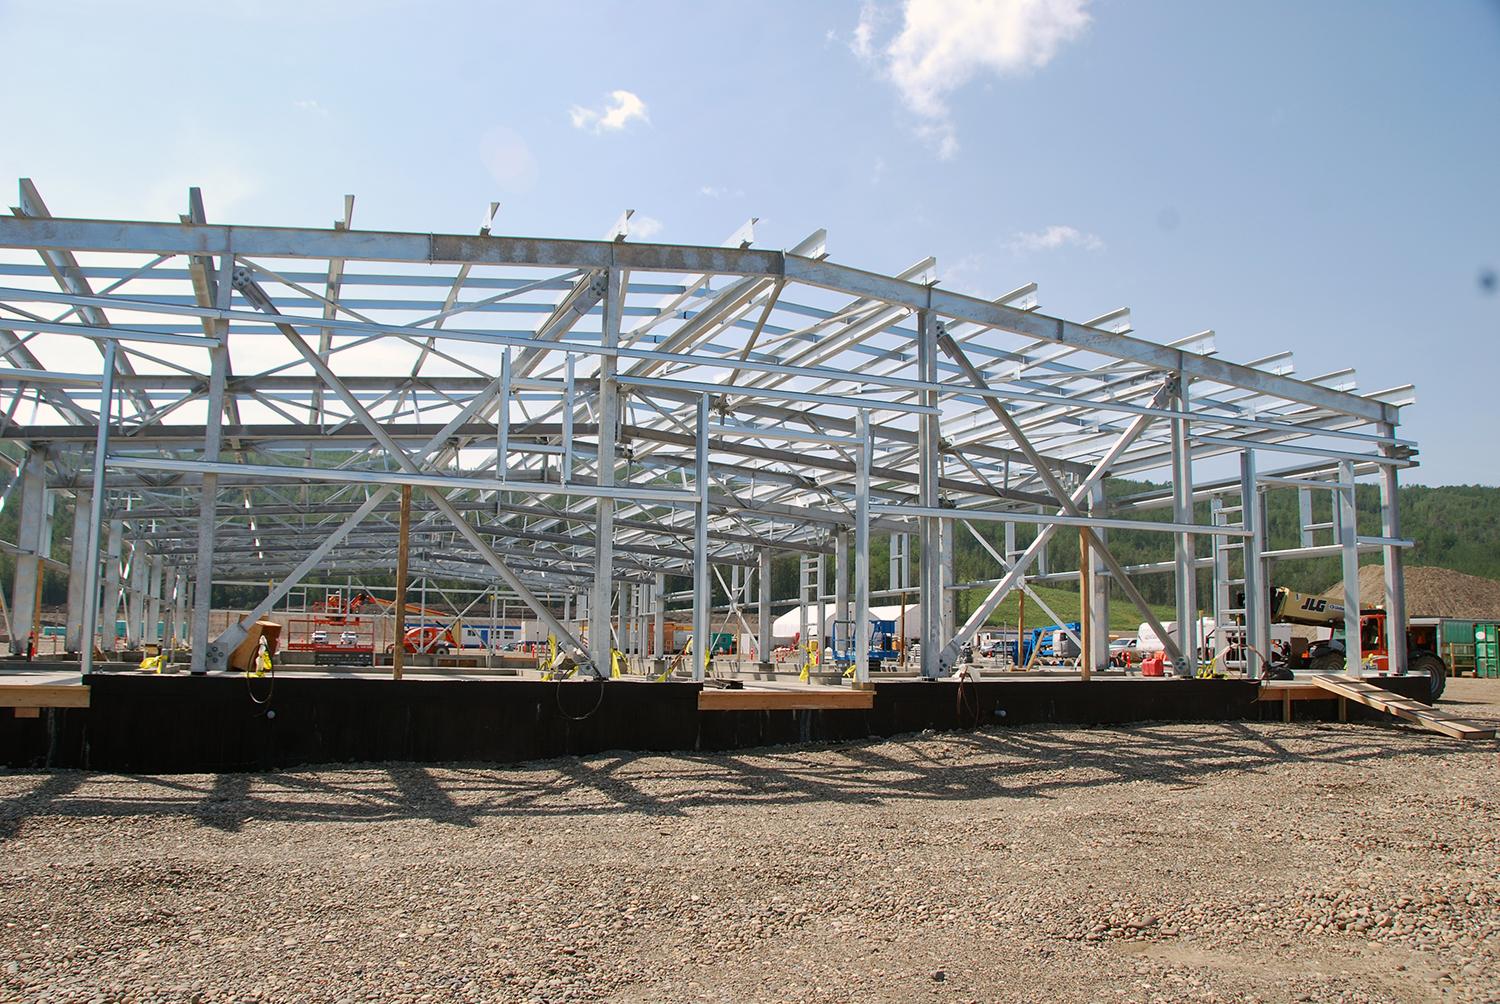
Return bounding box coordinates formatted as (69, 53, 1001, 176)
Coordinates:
(1, 0, 1496, 484)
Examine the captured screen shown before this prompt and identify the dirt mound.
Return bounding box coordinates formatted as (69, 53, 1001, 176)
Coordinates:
(1323, 565, 1500, 619)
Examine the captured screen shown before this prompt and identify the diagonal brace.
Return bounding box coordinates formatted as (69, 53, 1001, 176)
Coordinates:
(937, 332, 1182, 671)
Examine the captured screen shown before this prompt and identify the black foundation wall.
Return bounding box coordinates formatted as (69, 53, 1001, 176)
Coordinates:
(0, 673, 1436, 772)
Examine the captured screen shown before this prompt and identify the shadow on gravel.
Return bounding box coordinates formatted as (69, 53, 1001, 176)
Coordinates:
(0, 721, 1477, 836)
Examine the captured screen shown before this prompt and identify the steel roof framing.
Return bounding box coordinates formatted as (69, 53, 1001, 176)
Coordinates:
(0, 180, 1414, 681)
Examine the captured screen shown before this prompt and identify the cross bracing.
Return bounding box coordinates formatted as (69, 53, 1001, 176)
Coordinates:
(0, 181, 1417, 681)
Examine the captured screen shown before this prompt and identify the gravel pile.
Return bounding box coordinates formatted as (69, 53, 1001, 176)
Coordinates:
(2, 679, 1496, 1003)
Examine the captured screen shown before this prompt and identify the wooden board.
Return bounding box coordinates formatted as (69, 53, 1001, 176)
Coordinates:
(0, 683, 90, 709)
(698, 688, 874, 712)
(1309, 675, 1495, 740)
(1256, 683, 1331, 702)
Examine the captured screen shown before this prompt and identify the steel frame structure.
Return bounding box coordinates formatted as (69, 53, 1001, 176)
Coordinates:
(0, 181, 1419, 683)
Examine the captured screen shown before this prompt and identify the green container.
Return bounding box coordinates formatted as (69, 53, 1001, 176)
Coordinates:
(1442, 619, 1476, 644)
(1474, 623, 1500, 678)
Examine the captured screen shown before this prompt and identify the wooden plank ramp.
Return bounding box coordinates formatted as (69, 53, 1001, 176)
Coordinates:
(698, 686, 874, 712)
(1309, 675, 1496, 740)
(0, 675, 90, 717)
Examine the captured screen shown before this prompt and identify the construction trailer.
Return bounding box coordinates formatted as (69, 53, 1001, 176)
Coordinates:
(0, 180, 1423, 700)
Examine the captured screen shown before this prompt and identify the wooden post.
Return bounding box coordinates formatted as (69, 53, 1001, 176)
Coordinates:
(393, 485, 411, 680)
(1016, 588, 1025, 672)
(1078, 528, 1091, 682)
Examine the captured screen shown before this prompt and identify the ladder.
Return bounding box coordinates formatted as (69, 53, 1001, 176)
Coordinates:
(1211, 497, 1248, 671)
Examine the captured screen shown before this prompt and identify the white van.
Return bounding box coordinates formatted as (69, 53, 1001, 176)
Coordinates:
(1137, 618, 1217, 659)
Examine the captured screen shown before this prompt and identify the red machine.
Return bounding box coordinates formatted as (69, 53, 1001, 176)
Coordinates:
(392, 624, 459, 656)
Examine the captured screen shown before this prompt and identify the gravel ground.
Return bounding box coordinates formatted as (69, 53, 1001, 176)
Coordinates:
(2, 679, 1497, 1004)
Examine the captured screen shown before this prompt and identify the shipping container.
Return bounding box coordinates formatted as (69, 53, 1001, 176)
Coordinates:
(1441, 620, 1477, 644)
(1475, 623, 1500, 678)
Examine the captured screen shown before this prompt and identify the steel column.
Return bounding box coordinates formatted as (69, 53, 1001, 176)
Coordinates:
(8, 449, 45, 654)
(917, 310, 941, 677)
(1240, 451, 1269, 679)
(834, 527, 849, 655)
(190, 340, 228, 672)
(1338, 459, 1362, 673)
(591, 268, 623, 677)
(757, 547, 772, 668)
(939, 508, 956, 643)
(146, 554, 162, 648)
(177, 569, 189, 645)
(1086, 481, 1109, 673)
(692, 394, 710, 681)
(653, 572, 667, 670)
(125, 542, 146, 649)
(99, 521, 123, 654)
(1378, 424, 1407, 675)
(1170, 377, 1198, 675)
(853, 410, 872, 684)
(64, 488, 92, 653)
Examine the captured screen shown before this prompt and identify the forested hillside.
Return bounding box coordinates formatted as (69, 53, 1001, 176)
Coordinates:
(770, 482, 1500, 626)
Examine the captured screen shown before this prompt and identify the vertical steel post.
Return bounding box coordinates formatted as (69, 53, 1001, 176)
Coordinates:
(146, 554, 163, 647)
(1239, 451, 1266, 679)
(393, 484, 411, 680)
(193, 257, 232, 672)
(173, 569, 188, 646)
(496, 347, 511, 480)
(1078, 527, 1092, 681)
(814, 553, 826, 646)
(1298, 487, 1315, 547)
(653, 572, 667, 671)
(692, 394, 710, 682)
(1170, 376, 1198, 675)
(757, 548, 773, 669)
(1378, 423, 1407, 675)
(1086, 481, 1110, 673)
(64, 489, 92, 653)
(79, 341, 116, 672)
(79, 340, 116, 669)
(591, 269, 622, 678)
(939, 508, 956, 644)
(1338, 460, 1362, 674)
(730, 564, 741, 668)
(917, 310, 941, 677)
(8, 449, 45, 654)
(853, 410, 872, 684)
(834, 527, 849, 656)
(159, 567, 175, 653)
(798, 555, 810, 645)
(488, 587, 498, 669)
(99, 520, 123, 654)
(616, 575, 629, 658)
(888, 533, 901, 595)
(125, 542, 146, 649)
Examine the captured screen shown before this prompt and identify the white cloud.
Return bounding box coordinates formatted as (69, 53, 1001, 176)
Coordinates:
(293, 98, 329, 116)
(855, 0, 1092, 158)
(568, 90, 650, 133)
(697, 185, 745, 199)
(478, 127, 538, 192)
(1008, 224, 1104, 253)
(630, 215, 663, 240)
(850, 1, 886, 59)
